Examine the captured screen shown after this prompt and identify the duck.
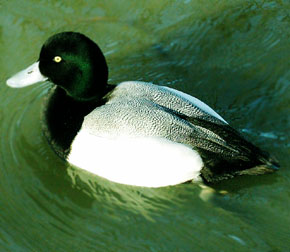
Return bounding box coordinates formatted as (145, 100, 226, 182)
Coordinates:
(6, 32, 279, 187)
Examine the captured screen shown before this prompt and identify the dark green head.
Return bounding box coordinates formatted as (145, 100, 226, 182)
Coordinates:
(7, 32, 109, 101)
(39, 32, 108, 100)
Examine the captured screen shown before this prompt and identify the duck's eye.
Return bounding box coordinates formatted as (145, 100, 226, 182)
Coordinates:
(53, 56, 62, 63)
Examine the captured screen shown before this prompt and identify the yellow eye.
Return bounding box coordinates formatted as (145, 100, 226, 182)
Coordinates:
(53, 56, 62, 63)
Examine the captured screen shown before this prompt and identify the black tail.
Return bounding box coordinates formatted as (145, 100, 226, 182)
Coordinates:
(185, 117, 280, 183)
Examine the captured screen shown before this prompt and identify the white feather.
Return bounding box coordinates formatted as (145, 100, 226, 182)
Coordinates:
(162, 86, 228, 124)
(68, 130, 203, 187)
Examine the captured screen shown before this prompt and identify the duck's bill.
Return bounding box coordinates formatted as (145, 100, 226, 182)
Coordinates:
(6, 62, 48, 88)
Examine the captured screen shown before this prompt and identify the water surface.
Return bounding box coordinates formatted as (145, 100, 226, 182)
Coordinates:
(0, 0, 289, 251)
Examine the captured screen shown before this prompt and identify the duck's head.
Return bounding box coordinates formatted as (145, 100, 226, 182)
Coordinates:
(7, 32, 108, 101)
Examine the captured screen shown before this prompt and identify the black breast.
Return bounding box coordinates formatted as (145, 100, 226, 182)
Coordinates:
(42, 87, 101, 159)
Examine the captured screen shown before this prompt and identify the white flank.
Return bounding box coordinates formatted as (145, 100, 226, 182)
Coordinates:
(162, 86, 228, 124)
(6, 61, 48, 88)
(68, 130, 203, 187)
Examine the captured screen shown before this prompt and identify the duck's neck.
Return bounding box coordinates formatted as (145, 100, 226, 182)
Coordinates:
(42, 85, 114, 159)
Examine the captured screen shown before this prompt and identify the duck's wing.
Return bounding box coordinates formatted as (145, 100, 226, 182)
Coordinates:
(108, 81, 228, 125)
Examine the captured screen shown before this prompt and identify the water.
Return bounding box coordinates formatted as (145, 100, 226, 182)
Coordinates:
(0, 0, 289, 251)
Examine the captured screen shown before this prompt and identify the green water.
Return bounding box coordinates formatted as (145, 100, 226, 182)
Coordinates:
(0, 0, 289, 251)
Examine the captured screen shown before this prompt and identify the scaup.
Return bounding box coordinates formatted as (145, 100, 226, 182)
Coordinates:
(6, 32, 279, 187)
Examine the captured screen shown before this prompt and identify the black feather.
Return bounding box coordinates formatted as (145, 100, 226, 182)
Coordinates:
(183, 116, 279, 183)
